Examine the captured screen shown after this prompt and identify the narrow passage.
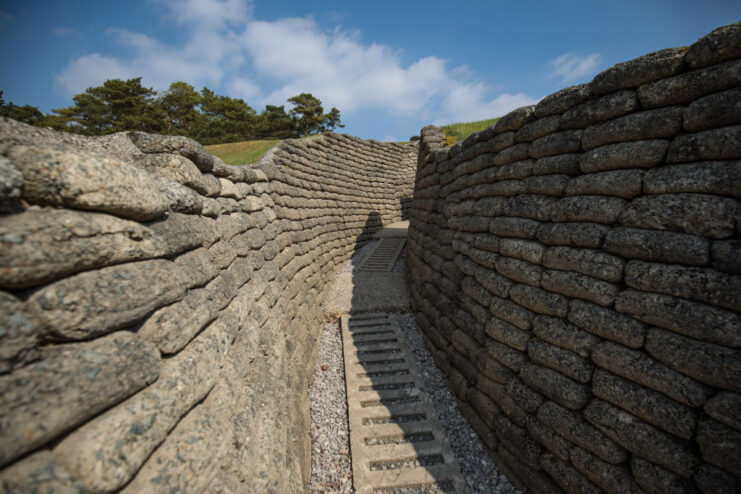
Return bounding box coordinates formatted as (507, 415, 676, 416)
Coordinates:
(310, 222, 521, 493)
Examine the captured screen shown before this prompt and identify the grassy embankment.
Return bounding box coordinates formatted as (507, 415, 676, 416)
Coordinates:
(438, 117, 500, 146)
(206, 139, 282, 165)
(207, 117, 501, 164)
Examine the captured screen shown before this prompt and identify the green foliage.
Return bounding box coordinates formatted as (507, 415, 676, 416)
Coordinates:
(52, 77, 165, 135)
(439, 117, 500, 146)
(206, 139, 282, 165)
(1, 80, 344, 146)
(158, 82, 202, 135)
(0, 91, 45, 126)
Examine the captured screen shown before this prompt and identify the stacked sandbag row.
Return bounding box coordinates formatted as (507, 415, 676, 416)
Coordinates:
(0, 118, 417, 493)
(407, 22, 740, 494)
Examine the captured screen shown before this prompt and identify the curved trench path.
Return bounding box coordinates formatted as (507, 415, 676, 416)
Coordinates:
(310, 222, 521, 493)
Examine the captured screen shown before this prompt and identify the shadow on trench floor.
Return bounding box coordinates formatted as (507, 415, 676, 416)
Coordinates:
(309, 214, 521, 494)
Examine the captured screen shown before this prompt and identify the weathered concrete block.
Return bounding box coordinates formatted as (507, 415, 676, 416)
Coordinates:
(712, 239, 741, 274)
(516, 115, 561, 142)
(485, 338, 526, 372)
(568, 299, 646, 348)
(667, 125, 741, 163)
(535, 83, 590, 117)
(696, 416, 741, 476)
(580, 139, 669, 173)
(129, 132, 214, 171)
(543, 246, 624, 282)
(581, 107, 684, 151)
(645, 327, 741, 392)
(605, 227, 709, 266)
(29, 259, 188, 340)
(0, 331, 160, 467)
(639, 58, 741, 108)
(683, 87, 741, 132)
(625, 260, 741, 312)
(591, 47, 687, 95)
(585, 399, 700, 477)
(528, 337, 594, 383)
(615, 289, 741, 348)
(695, 463, 741, 494)
(686, 21, 741, 68)
(0, 208, 165, 289)
(566, 169, 643, 198)
(549, 195, 626, 224)
(537, 400, 627, 464)
(0, 451, 85, 493)
(704, 391, 741, 431)
(0, 291, 40, 373)
(537, 222, 609, 248)
(527, 415, 571, 461)
(592, 369, 697, 439)
(561, 90, 639, 129)
(570, 445, 646, 494)
(620, 193, 740, 239)
(505, 194, 555, 221)
(495, 256, 543, 286)
(138, 288, 217, 354)
(532, 315, 600, 358)
(631, 456, 698, 494)
(7, 145, 169, 220)
(529, 130, 582, 158)
(520, 362, 591, 410)
(490, 295, 533, 330)
(523, 174, 570, 196)
(534, 153, 582, 176)
(485, 316, 531, 351)
(510, 283, 569, 317)
(494, 105, 535, 132)
(541, 269, 620, 306)
(490, 216, 540, 239)
(53, 314, 239, 492)
(499, 238, 545, 264)
(0, 156, 23, 211)
(541, 452, 602, 494)
(591, 341, 712, 408)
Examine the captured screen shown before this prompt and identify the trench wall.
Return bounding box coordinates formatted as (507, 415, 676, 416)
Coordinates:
(407, 22, 741, 494)
(0, 118, 417, 493)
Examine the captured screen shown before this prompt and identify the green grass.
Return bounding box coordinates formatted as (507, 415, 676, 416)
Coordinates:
(439, 118, 500, 146)
(206, 139, 282, 165)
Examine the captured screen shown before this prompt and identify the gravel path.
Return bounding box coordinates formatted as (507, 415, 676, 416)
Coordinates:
(311, 237, 520, 493)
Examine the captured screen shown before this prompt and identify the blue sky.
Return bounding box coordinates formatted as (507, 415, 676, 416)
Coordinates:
(0, 1, 739, 141)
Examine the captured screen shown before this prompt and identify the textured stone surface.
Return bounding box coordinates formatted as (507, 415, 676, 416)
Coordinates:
(0, 208, 163, 289)
(7, 145, 169, 220)
(645, 327, 741, 392)
(579, 139, 668, 173)
(585, 399, 700, 477)
(591, 342, 712, 408)
(537, 401, 627, 464)
(0, 291, 40, 373)
(568, 299, 646, 348)
(28, 259, 188, 340)
(0, 156, 23, 211)
(592, 369, 697, 439)
(615, 289, 741, 348)
(591, 47, 687, 95)
(696, 416, 741, 476)
(0, 331, 159, 467)
(619, 193, 740, 238)
(407, 24, 741, 494)
(686, 21, 741, 68)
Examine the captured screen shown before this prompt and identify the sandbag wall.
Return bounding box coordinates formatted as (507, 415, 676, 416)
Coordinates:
(0, 118, 417, 493)
(407, 22, 741, 494)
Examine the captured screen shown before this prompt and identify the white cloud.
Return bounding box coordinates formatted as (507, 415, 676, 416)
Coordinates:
(549, 52, 601, 83)
(380, 135, 398, 142)
(53, 0, 538, 128)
